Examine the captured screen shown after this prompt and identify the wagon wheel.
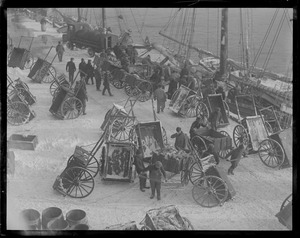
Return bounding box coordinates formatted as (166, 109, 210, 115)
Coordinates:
(169, 89, 180, 107)
(42, 66, 56, 83)
(196, 102, 210, 121)
(67, 155, 100, 178)
(233, 125, 249, 147)
(183, 95, 201, 118)
(30, 57, 38, 70)
(124, 84, 140, 97)
(49, 80, 59, 96)
(18, 80, 29, 91)
(192, 175, 228, 208)
(223, 100, 230, 117)
(61, 166, 95, 198)
(111, 79, 126, 89)
(24, 53, 34, 69)
(280, 194, 292, 211)
(137, 81, 152, 102)
(61, 97, 83, 119)
(162, 127, 168, 145)
(7, 82, 15, 97)
(7, 101, 31, 126)
(182, 217, 194, 230)
(218, 131, 232, 160)
(258, 138, 285, 168)
(87, 48, 95, 57)
(52, 87, 61, 102)
(111, 117, 135, 141)
(191, 136, 207, 156)
(110, 69, 126, 89)
(189, 161, 204, 185)
(14, 87, 28, 104)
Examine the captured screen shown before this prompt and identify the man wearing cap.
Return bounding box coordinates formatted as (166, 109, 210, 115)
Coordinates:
(66, 58, 76, 85)
(171, 127, 190, 152)
(189, 117, 208, 140)
(143, 161, 167, 200)
(133, 149, 150, 192)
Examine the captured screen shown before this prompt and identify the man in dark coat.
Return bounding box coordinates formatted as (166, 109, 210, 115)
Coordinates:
(171, 127, 190, 152)
(225, 144, 245, 175)
(66, 58, 76, 85)
(167, 77, 178, 100)
(208, 107, 222, 131)
(143, 161, 167, 200)
(79, 58, 87, 80)
(75, 81, 88, 115)
(85, 60, 94, 85)
(102, 71, 113, 96)
(216, 86, 226, 100)
(189, 117, 207, 140)
(56, 41, 65, 62)
(94, 66, 102, 91)
(134, 149, 150, 192)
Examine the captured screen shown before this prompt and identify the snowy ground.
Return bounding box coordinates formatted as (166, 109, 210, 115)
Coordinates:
(6, 14, 293, 231)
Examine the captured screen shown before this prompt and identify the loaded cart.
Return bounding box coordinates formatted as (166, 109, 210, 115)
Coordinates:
(49, 73, 71, 96)
(7, 36, 35, 70)
(7, 76, 36, 126)
(7, 75, 36, 106)
(27, 46, 57, 83)
(49, 71, 87, 120)
(232, 95, 287, 169)
(169, 85, 209, 119)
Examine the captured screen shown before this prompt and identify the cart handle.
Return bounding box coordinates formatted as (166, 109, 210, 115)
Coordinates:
(17, 36, 23, 48)
(43, 46, 53, 61)
(50, 53, 58, 65)
(28, 37, 35, 51)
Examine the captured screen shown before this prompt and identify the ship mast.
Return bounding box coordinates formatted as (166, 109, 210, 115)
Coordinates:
(102, 8, 106, 29)
(77, 8, 81, 22)
(219, 8, 228, 80)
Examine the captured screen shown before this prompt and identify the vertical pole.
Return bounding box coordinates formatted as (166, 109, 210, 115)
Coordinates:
(77, 8, 81, 22)
(102, 8, 106, 29)
(219, 8, 228, 80)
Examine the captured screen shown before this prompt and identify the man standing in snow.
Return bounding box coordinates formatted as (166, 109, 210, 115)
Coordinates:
(134, 149, 150, 192)
(56, 41, 65, 62)
(189, 116, 207, 140)
(102, 71, 113, 96)
(225, 144, 245, 175)
(94, 66, 102, 91)
(75, 81, 88, 115)
(85, 60, 94, 85)
(79, 58, 87, 80)
(66, 58, 76, 85)
(153, 85, 167, 114)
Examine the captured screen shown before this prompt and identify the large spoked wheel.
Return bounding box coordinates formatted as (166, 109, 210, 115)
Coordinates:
(60, 97, 83, 120)
(7, 101, 31, 126)
(183, 95, 201, 118)
(189, 162, 204, 185)
(87, 47, 95, 57)
(24, 53, 34, 69)
(233, 125, 249, 147)
(258, 138, 285, 168)
(191, 136, 207, 156)
(61, 166, 95, 198)
(42, 66, 56, 83)
(280, 194, 292, 211)
(124, 84, 140, 97)
(67, 155, 100, 178)
(111, 117, 135, 141)
(7, 82, 15, 97)
(196, 102, 210, 121)
(111, 79, 126, 89)
(192, 175, 228, 208)
(50, 79, 69, 96)
(218, 130, 232, 160)
(137, 81, 152, 102)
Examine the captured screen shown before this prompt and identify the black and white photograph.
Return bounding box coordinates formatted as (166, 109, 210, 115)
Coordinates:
(5, 5, 293, 232)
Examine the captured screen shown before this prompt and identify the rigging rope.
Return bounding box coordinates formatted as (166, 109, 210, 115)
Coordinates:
(250, 8, 279, 72)
(239, 9, 245, 70)
(130, 8, 144, 43)
(216, 8, 219, 57)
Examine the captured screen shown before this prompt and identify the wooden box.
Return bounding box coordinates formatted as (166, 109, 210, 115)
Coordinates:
(8, 134, 38, 150)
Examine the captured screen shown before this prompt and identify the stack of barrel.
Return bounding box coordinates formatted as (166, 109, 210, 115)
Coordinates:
(20, 207, 89, 231)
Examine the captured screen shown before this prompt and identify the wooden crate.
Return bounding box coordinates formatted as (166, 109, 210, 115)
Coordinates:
(8, 134, 38, 150)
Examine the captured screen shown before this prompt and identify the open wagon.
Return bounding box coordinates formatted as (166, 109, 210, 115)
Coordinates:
(49, 73, 71, 96)
(232, 95, 286, 169)
(49, 71, 87, 120)
(7, 36, 35, 70)
(7, 76, 36, 126)
(7, 75, 36, 106)
(27, 46, 57, 83)
(169, 85, 209, 119)
(275, 193, 292, 230)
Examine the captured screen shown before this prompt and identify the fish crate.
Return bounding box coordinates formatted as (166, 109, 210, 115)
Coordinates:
(8, 134, 38, 150)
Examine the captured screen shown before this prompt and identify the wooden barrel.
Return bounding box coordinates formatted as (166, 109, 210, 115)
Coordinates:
(21, 209, 41, 230)
(42, 207, 64, 230)
(47, 219, 69, 230)
(66, 209, 88, 228)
